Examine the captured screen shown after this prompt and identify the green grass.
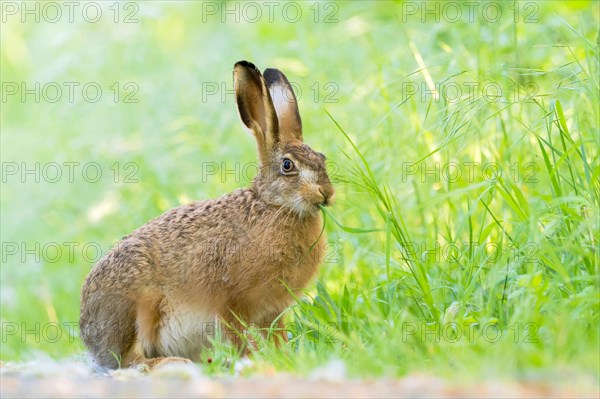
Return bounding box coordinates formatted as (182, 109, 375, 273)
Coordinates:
(1, 1, 598, 384)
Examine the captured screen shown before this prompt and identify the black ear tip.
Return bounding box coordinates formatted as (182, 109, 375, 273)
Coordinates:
(264, 68, 288, 87)
(235, 60, 259, 73)
(263, 68, 282, 78)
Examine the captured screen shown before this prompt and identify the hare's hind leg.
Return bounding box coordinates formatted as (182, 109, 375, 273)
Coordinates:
(121, 295, 194, 370)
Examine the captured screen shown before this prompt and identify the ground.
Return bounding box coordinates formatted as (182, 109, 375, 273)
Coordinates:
(1, 361, 598, 398)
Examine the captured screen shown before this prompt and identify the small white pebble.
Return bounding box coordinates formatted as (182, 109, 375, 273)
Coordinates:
(309, 359, 347, 382)
(233, 358, 255, 375)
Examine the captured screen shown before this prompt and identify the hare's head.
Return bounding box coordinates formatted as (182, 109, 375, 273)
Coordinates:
(234, 61, 334, 217)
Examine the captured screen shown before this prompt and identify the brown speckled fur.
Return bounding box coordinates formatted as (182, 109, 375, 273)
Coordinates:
(80, 61, 335, 369)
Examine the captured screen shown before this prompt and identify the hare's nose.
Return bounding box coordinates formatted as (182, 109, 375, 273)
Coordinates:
(318, 186, 335, 206)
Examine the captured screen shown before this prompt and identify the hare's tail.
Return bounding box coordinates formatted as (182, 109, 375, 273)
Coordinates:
(80, 290, 137, 368)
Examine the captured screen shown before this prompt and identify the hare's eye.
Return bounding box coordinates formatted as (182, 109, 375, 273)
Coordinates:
(281, 158, 294, 173)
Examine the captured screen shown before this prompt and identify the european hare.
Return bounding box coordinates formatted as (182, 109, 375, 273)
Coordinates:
(80, 61, 335, 369)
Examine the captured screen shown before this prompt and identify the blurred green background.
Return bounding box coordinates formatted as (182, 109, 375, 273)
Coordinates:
(1, 0, 599, 382)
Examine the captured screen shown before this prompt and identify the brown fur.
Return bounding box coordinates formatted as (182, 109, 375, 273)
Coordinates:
(80, 61, 335, 369)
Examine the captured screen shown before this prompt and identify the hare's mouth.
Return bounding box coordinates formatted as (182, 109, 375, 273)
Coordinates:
(306, 198, 332, 216)
(289, 184, 334, 217)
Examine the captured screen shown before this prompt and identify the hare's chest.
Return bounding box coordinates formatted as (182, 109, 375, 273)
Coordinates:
(242, 237, 325, 315)
(278, 248, 322, 288)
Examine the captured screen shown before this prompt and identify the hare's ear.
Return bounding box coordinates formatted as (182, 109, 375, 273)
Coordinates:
(234, 61, 280, 165)
(264, 68, 302, 142)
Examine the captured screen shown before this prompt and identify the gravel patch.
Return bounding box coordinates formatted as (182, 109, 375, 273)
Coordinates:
(1, 360, 597, 398)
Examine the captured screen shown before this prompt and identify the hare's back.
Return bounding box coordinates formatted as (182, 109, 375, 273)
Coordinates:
(121, 189, 260, 284)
